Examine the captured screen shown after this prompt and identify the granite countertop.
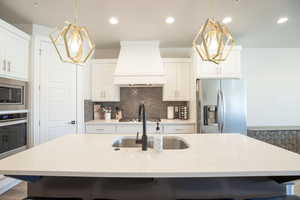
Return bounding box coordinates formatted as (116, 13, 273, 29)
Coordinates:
(0, 134, 300, 178)
(86, 119, 196, 125)
(248, 126, 300, 131)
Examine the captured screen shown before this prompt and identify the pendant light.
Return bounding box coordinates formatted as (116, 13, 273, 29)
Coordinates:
(192, 1, 235, 64)
(50, 0, 95, 64)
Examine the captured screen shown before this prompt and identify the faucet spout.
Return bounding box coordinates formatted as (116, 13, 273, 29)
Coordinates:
(136, 103, 147, 151)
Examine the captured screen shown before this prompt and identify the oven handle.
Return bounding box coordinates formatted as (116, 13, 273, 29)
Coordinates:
(0, 119, 27, 127)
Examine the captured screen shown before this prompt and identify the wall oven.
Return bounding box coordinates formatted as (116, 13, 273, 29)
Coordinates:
(0, 112, 27, 159)
(0, 77, 27, 159)
(0, 77, 26, 111)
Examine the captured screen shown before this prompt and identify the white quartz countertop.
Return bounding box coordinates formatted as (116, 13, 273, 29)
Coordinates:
(0, 134, 300, 178)
(0, 109, 28, 114)
(86, 119, 195, 125)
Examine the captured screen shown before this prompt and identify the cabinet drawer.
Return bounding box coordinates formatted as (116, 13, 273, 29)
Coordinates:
(86, 125, 116, 134)
(163, 124, 195, 134)
(116, 125, 142, 134)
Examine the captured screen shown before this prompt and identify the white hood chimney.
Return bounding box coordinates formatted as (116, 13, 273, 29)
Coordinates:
(114, 41, 165, 86)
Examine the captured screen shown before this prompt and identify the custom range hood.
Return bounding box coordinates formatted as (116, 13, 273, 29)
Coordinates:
(114, 41, 165, 86)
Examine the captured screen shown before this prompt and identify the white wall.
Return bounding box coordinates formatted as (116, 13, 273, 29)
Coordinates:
(243, 48, 300, 127)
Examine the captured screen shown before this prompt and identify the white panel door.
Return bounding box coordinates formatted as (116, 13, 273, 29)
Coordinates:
(40, 41, 77, 143)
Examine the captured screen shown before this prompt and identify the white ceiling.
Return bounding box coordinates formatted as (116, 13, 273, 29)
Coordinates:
(0, 0, 299, 48)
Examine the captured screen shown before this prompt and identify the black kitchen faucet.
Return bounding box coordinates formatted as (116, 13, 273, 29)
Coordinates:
(136, 103, 147, 151)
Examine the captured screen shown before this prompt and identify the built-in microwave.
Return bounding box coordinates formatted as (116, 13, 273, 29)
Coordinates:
(0, 78, 26, 111)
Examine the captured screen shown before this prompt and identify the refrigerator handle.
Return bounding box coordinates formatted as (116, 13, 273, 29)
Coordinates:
(217, 90, 225, 133)
(220, 90, 225, 133)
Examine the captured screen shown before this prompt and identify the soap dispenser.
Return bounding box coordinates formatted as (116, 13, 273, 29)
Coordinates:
(153, 121, 163, 152)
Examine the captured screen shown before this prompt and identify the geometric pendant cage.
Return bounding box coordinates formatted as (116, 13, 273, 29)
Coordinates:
(193, 18, 235, 64)
(50, 22, 95, 64)
(49, 0, 95, 64)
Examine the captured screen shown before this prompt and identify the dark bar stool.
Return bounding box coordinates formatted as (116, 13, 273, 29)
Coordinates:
(176, 199, 232, 200)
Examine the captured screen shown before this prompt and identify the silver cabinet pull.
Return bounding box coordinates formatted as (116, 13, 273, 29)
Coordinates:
(96, 129, 105, 131)
(7, 61, 11, 72)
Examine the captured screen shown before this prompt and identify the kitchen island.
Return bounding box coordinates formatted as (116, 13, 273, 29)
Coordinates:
(0, 134, 300, 200)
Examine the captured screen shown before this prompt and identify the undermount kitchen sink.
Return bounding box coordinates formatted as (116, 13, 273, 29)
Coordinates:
(112, 136, 189, 150)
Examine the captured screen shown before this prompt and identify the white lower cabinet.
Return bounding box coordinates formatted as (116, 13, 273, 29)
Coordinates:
(163, 124, 195, 134)
(86, 123, 195, 134)
(85, 125, 116, 134)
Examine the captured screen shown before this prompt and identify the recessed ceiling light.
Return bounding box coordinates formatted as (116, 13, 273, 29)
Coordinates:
(277, 17, 288, 24)
(165, 17, 175, 24)
(33, 2, 39, 7)
(222, 17, 232, 24)
(109, 17, 119, 25)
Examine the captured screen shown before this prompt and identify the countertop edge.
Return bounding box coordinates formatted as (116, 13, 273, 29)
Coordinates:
(0, 109, 29, 114)
(85, 120, 196, 125)
(2, 170, 300, 178)
(248, 126, 300, 131)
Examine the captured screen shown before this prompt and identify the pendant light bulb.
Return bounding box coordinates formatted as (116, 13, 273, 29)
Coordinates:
(207, 31, 219, 55)
(70, 32, 81, 53)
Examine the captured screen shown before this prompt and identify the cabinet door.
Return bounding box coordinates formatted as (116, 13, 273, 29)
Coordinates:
(221, 49, 241, 78)
(196, 48, 241, 79)
(177, 62, 191, 101)
(198, 59, 219, 79)
(91, 62, 120, 102)
(0, 28, 29, 80)
(13, 36, 29, 80)
(163, 62, 177, 101)
(5, 32, 18, 78)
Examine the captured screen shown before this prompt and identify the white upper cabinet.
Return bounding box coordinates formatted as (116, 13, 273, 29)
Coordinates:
(163, 58, 191, 101)
(91, 59, 120, 102)
(0, 19, 30, 81)
(194, 46, 242, 79)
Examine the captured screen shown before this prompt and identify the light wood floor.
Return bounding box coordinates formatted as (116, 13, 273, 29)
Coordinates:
(1, 181, 300, 200)
(0, 182, 27, 200)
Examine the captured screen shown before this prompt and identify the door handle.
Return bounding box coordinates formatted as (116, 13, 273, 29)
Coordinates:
(70, 120, 77, 124)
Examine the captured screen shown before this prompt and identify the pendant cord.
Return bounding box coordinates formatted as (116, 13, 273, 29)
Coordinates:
(74, 0, 79, 24)
(211, 0, 215, 19)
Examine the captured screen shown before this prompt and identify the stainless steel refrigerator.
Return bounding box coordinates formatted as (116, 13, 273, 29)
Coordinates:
(196, 79, 247, 134)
